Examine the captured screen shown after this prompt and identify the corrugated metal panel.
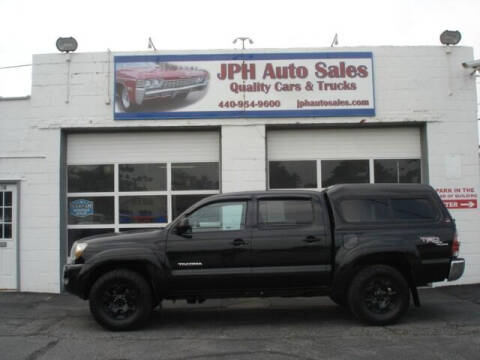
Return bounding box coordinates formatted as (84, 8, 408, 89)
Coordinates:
(268, 127, 421, 160)
(67, 131, 219, 164)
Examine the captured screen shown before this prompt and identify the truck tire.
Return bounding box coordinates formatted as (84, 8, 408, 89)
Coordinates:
(347, 265, 410, 325)
(89, 269, 153, 331)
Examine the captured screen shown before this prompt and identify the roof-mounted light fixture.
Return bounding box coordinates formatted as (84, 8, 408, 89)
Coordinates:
(56, 37, 78, 53)
(440, 30, 461, 46)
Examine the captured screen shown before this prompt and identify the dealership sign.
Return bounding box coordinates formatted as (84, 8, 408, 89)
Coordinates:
(114, 52, 375, 120)
(70, 199, 94, 217)
(436, 187, 478, 209)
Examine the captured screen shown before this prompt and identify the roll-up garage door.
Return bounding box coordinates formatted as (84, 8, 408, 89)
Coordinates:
(67, 131, 219, 164)
(267, 127, 422, 189)
(65, 131, 220, 256)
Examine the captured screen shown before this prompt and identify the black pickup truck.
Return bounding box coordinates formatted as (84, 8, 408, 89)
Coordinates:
(64, 184, 465, 330)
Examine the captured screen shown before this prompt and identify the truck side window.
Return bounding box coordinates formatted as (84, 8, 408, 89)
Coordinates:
(187, 201, 247, 233)
(391, 198, 436, 220)
(340, 199, 390, 222)
(258, 199, 313, 226)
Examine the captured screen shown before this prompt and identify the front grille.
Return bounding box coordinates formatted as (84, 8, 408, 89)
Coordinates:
(163, 77, 200, 89)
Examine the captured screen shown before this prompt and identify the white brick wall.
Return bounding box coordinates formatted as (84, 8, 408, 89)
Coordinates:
(221, 125, 266, 192)
(0, 46, 478, 292)
(0, 98, 61, 293)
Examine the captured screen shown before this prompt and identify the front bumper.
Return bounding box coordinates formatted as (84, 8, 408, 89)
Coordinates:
(63, 264, 86, 298)
(136, 81, 208, 104)
(448, 258, 465, 281)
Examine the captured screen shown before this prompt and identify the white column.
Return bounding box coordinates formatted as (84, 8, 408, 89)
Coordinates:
(221, 125, 266, 193)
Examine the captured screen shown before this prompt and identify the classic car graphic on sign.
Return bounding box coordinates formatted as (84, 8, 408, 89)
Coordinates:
(115, 61, 209, 112)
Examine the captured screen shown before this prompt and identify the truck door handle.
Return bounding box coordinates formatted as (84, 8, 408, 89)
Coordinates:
(232, 238, 248, 246)
(303, 236, 320, 243)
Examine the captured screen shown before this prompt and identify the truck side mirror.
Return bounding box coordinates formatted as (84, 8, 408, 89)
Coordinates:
(176, 217, 192, 236)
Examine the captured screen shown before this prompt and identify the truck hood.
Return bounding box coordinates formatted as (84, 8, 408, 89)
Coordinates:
(82, 228, 165, 245)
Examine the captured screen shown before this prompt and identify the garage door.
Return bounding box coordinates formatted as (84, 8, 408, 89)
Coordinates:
(267, 127, 422, 189)
(66, 131, 220, 255)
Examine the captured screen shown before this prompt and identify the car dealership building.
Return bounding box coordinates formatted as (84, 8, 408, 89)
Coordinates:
(0, 46, 479, 293)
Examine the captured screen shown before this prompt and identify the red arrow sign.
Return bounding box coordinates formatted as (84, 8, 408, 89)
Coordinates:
(443, 199, 477, 209)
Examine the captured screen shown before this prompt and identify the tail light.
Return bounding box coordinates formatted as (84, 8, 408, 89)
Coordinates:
(452, 231, 460, 257)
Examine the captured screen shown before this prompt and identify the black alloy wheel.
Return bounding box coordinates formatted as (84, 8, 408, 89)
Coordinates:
(363, 278, 400, 314)
(348, 264, 410, 325)
(102, 282, 138, 320)
(89, 269, 153, 331)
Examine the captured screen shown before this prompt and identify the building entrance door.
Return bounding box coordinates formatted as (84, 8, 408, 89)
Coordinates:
(0, 184, 18, 290)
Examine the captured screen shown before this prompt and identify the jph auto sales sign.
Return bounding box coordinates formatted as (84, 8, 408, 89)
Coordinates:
(114, 52, 375, 120)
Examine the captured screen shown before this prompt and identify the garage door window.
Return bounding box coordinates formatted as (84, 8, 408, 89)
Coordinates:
(68, 197, 114, 225)
(119, 196, 167, 224)
(67, 161, 219, 256)
(374, 159, 421, 183)
(68, 165, 114, 192)
(268, 158, 421, 190)
(119, 164, 167, 191)
(269, 161, 317, 189)
(172, 162, 219, 190)
(322, 160, 370, 187)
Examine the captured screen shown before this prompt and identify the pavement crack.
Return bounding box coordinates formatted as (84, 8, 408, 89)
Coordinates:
(25, 339, 59, 360)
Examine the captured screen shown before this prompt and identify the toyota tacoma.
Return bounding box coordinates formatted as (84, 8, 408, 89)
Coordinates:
(64, 184, 465, 330)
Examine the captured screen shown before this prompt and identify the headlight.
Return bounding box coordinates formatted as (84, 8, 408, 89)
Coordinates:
(145, 80, 152, 88)
(71, 242, 88, 260)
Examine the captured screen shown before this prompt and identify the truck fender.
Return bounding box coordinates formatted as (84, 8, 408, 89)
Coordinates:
(79, 247, 168, 301)
(331, 242, 421, 304)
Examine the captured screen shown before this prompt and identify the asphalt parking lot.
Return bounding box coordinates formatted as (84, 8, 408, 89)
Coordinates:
(1, 284, 480, 360)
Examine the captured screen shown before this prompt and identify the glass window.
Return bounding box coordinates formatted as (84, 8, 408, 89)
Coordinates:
(391, 198, 436, 220)
(68, 165, 114, 193)
(119, 163, 167, 191)
(374, 159, 421, 183)
(269, 161, 317, 189)
(5, 191, 12, 206)
(187, 201, 247, 232)
(321, 160, 369, 187)
(172, 162, 219, 190)
(258, 199, 313, 226)
(172, 194, 211, 220)
(68, 197, 114, 225)
(68, 228, 115, 256)
(340, 199, 390, 222)
(399, 159, 421, 183)
(119, 196, 167, 224)
(4, 208, 11, 222)
(4, 224, 11, 238)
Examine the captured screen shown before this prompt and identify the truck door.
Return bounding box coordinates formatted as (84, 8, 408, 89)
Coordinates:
(166, 199, 252, 291)
(250, 195, 331, 289)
